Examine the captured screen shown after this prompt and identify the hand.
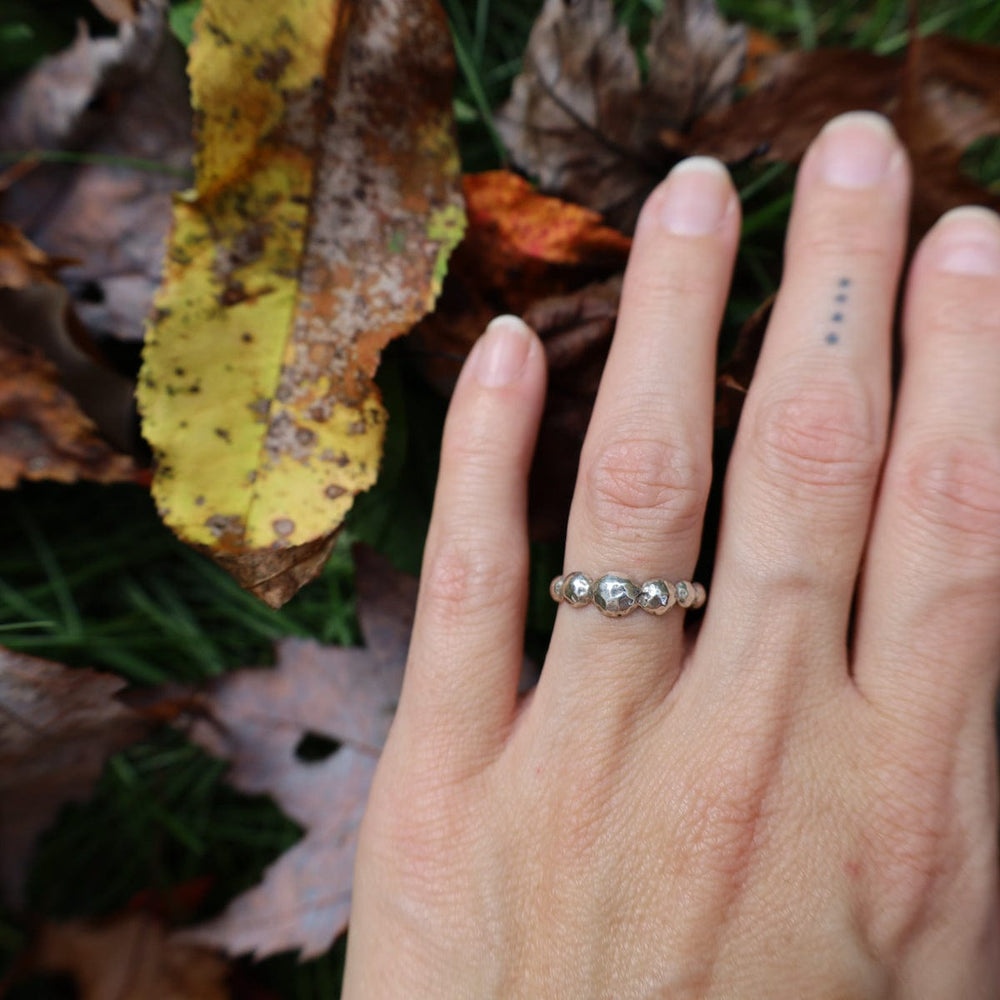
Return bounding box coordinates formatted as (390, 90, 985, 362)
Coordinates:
(342, 112, 1000, 998)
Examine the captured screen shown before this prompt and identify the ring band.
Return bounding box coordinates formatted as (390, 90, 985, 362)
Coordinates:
(550, 572, 706, 617)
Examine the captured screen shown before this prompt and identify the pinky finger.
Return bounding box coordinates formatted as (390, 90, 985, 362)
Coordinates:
(398, 316, 547, 760)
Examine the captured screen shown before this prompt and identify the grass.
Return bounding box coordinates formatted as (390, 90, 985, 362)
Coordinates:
(2, 0, 1000, 997)
(0, 485, 360, 682)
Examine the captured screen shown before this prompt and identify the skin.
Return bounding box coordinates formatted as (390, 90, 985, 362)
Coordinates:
(341, 112, 1000, 998)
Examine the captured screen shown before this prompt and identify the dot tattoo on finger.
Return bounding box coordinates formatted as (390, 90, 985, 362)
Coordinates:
(826, 276, 851, 345)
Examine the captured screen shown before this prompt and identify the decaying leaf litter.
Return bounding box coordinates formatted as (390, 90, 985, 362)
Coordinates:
(0, 224, 138, 487)
(0, 650, 149, 908)
(2, 0, 1000, 994)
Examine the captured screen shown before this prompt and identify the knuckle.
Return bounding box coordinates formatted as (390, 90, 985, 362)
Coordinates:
(443, 419, 501, 474)
(421, 541, 521, 626)
(794, 211, 894, 264)
(917, 291, 1000, 342)
(750, 379, 881, 492)
(628, 263, 724, 306)
(585, 433, 707, 534)
(893, 437, 1000, 557)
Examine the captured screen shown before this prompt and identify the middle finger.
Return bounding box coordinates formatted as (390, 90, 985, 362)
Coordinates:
(700, 112, 911, 696)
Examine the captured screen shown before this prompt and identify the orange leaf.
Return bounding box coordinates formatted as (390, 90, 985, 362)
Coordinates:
(463, 171, 632, 268)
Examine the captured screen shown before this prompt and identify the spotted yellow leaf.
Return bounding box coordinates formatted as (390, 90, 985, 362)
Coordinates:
(139, 0, 464, 606)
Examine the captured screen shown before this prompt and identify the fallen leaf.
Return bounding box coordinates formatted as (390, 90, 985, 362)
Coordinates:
(0, 3, 194, 345)
(178, 546, 536, 959)
(178, 547, 413, 959)
(0, 650, 149, 906)
(523, 276, 623, 539)
(685, 35, 1000, 238)
(683, 48, 898, 164)
(497, 0, 746, 232)
(523, 276, 623, 372)
(0, 222, 78, 286)
(410, 172, 629, 538)
(138, 0, 465, 608)
(28, 913, 230, 1000)
(0, 224, 140, 466)
(0, 332, 137, 487)
(741, 27, 783, 85)
(465, 170, 632, 268)
(901, 35, 1000, 235)
(411, 171, 629, 395)
(0, 14, 157, 151)
(0, 225, 137, 485)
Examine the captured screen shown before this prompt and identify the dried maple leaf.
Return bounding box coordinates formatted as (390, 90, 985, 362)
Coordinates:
(685, 35, 1000, 240)
(0, 650, 149, 906)
(685, 48, 895, 161)
(0, 3, 189, 345)
(0, 225, 138, 485)
(177, 547, 413, 959)
(138, 0, 465, 608)
(497, 0, 746, 232)
(27, 913, 230, 1000)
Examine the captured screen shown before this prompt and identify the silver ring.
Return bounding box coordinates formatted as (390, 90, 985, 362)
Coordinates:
(550, 572, 706, 618)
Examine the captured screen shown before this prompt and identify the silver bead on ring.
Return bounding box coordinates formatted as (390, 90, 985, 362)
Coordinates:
(550, 572, 705, 617)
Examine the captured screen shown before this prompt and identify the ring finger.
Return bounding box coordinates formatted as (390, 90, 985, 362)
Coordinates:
(539, 157, 740, 713)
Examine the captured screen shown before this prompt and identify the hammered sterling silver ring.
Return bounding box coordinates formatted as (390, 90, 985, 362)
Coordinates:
(550, 572, 706, 618)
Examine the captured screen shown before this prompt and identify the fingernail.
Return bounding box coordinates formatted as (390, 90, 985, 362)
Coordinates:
(933, 206, 1000, 276)
(660, 157, 733, 236)
(818, 111, 898, 189)
(470, 315, 532, 387)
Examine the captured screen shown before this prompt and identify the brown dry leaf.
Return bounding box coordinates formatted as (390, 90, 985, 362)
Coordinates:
(138, 0, 465, 608)
(29, 913, 230, 1000)
(411, 173, 630, 538)
(684, 48, 898, 163)
(0, 650, 149, 906)
(522, 276, 623, 539)
(177, 547, 413, 959)
(411, 171, 629, 395)
(741, 27, 783, 85)
(685, 35, 1000, 238)
(0, 334, 136, 486)
(0, 224, 138, 481)
(497, 0, 746, 232)
(0, 223, 77, 286)
(0, 2, 193, 345)
(901, 35, 1000, 235)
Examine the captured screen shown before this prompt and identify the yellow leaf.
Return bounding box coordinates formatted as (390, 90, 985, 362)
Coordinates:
(138, 0, 465, 606)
